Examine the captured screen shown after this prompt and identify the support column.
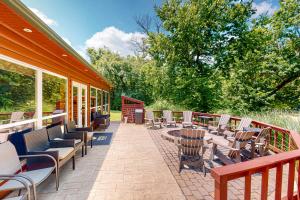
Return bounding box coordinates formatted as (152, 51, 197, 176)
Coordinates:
(35, 70, 43, 129)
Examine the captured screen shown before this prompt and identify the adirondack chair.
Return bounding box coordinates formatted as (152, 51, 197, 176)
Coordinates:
(208, 114, 230, 135)
(163, 110, 176, 127)
(0, 112, 25, 133)
(182, 111, 193, 128)
(144, 111, 162, 129)
(253, 127, 271, 157)
(177, 129, 207, 175)
(210, 131, 255, 164)
(224, 117, 252, 138)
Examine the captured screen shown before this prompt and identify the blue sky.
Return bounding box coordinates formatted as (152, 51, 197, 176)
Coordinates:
(21, 0, 279, 59)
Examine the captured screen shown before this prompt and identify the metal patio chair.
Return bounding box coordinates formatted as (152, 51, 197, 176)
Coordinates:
(0, 141, 58, 200)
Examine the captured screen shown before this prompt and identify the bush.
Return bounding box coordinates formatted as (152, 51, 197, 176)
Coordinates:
(145, 99, 187, 111)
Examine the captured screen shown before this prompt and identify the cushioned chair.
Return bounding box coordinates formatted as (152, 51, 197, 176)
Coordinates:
(46, 124, 85, 157)
(65, 121, 94, 155)
(0, 141, 58, 200)
(23, 128, 76, 172)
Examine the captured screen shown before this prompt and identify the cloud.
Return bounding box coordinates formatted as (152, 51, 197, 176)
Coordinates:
(252, 1, 277, 18)
(85, 26, 147, 57)
(30, 7, 58, 26)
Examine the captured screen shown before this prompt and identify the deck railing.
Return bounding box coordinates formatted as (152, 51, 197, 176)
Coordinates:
(152, 110, 300, 199)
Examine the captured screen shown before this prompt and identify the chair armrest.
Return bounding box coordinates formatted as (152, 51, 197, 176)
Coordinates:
(211, 140, 239, 151)
(50, 140, 75, 148)
(0, 175, 31, 198)
(64, 132, 84, 140)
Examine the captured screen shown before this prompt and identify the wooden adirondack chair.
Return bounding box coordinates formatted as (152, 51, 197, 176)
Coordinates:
(211, 131, 255, 164)
(163, 110, 176, 127)
(177, 129, 207, 175)
(208, 114, 230, 135)
(144, 110, 162, 129)
(253, 127, 271, 157)
(182, 111, 193, 128)
(224, 117, 252, 138)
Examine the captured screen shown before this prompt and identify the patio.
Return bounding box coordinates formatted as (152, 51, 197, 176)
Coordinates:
(6, 121, 293, 200)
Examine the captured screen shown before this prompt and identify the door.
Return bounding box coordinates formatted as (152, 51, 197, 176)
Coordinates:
(72, 81, 87, 127)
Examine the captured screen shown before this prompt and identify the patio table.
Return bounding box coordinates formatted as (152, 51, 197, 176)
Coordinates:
(198, 116, 213, 128)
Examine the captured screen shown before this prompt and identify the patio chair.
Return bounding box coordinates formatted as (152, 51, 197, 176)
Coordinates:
(223, 117, 252, 138)
(177, 129, 207, 175)
(144, 111, 162, 129)
(163, 110, 176, 127)
(253, 127, 271, 157)
(65, 121, 94, 155)
(0, 176, 30, 200)
(182, 111, 193, 128)
(210, 131, 255, 164)
(0, 112, 25, 135)
(23, 128, 76, 171)
(0, 141, 58, 200)
(47, 124, 85, 157)
(208, 114, 230, 135)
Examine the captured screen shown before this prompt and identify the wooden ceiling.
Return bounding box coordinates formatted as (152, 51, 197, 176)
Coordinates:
(0, 1, 111, 90)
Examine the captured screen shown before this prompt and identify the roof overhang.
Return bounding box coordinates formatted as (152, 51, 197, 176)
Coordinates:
(0, 0, 112, 89)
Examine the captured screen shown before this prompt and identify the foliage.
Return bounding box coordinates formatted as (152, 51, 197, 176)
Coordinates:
(88, 0, 300, 114)
(145, 99, 187, 111)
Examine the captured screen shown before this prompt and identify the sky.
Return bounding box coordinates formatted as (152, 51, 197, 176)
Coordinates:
(21, 0, 279, 61)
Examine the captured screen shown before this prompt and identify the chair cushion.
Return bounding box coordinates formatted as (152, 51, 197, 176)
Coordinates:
(75, 139, 82, 144)
(46, 147, 74, 160)
(0, 167, 54, 190)
(87, 132, 94, 140)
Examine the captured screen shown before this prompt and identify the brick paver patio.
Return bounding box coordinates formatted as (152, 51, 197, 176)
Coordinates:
(9, 122, 294, 200)
(149, 126, 292, 200)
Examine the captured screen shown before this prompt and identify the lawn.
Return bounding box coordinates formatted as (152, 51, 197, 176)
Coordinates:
(110, 110, 121, 121)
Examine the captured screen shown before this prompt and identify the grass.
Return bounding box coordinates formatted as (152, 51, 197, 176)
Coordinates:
(110, 110, 121, 121)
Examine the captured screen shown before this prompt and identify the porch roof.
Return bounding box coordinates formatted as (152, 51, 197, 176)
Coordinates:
(0, 0, 112, 90)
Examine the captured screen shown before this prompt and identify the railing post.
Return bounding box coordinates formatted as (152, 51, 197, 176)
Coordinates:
(215, 178, 227, 200)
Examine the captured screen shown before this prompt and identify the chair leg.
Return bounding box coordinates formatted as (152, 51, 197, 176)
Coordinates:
(72, 156, 75, 170)
(91, 139, 93, 148)
(82, 145, 84, 157)
(85, 143, 88, 155)
(32, 184, 37, 200)
(55, 168, 59, 191)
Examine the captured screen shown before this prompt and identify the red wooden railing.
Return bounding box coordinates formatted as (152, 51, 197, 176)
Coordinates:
(152, 110, 300, 199)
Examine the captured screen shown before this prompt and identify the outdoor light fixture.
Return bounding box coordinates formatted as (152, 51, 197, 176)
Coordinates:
(62, 54, 68, 57)
(23, 28, 32, 32)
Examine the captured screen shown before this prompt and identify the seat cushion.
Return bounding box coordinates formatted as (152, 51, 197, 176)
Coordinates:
(46, 147, 74, 160)
(75, 139, 82, 144)
(0, 167, 54, 190)
(87, 132, 94, 140)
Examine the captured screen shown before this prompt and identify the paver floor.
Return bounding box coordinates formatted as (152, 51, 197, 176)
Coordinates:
(149, 126, 293, 200)
(17, 122, 185, 200)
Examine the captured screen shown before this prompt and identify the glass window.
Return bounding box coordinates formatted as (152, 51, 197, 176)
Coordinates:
(42, 73, 66, 117)
(97, 90, 102, 113)
(0, 59, 36, 125)
(90, 88, 96, 108)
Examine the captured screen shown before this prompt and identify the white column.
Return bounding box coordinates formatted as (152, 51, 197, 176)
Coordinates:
(35, 70, 43, 129)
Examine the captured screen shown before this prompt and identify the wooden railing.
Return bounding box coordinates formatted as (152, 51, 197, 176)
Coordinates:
(151, 110, 300, 199)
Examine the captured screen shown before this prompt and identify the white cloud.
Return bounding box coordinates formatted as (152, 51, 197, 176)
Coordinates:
(252, 2, 277, 18)
(30, 7, 58, 26)
(85, 26, 147, 57)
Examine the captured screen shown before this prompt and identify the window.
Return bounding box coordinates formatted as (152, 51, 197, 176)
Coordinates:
(42, 73, 67, 116)
(0, 59, 36, 124)
(97, 90, 102, 113)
